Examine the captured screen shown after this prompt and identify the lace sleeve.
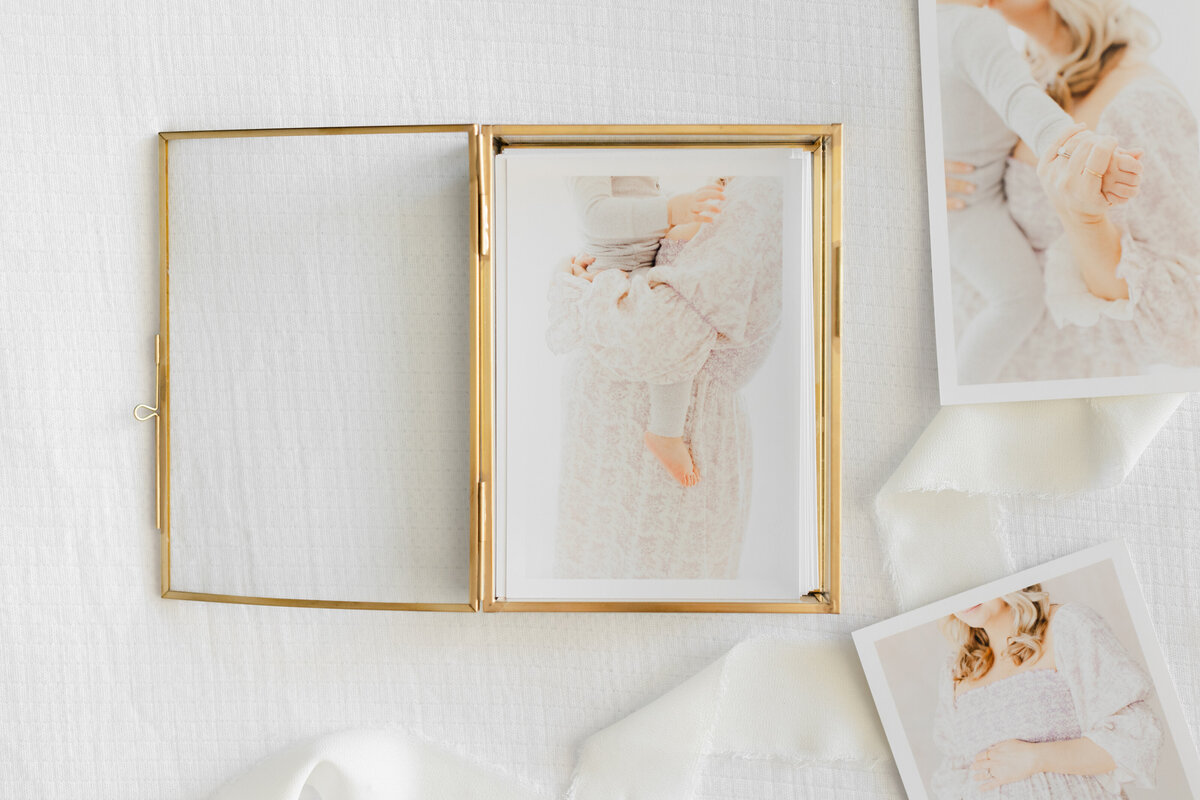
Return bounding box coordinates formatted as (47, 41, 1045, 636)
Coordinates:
(1042, 79, 1200, 370)
(1053, 603, 1164, 792)
(545, 263, 717, 385)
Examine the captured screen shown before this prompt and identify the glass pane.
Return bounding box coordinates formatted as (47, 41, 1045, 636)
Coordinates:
(166, 130, 471, 604)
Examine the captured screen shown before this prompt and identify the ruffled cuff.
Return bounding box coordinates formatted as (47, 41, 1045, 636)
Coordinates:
(1081, 701, 1163, 792)
(1043, 228, 1142, 328)
(1081, 735, 1139, 795)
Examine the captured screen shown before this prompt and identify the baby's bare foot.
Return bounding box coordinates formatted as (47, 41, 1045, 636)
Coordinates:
(644, 432, 701, 487)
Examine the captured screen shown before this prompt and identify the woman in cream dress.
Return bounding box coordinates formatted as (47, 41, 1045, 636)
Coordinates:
(946, 0, 1200, 381)
(931, 586, 1163, 798)
(545, 176, 782, 579)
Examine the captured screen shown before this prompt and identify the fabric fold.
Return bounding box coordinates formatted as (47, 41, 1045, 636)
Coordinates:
(208, 729, 540, 800)
(876, 394, 1182, 608)
(567, 638, 891, 800)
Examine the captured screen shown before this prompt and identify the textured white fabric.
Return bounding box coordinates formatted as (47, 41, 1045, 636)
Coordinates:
(1, 2, 1198, 799)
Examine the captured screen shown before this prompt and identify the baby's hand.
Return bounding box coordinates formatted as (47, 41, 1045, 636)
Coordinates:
(569, 254, 596, 282)
(1101, 147, 1142, 206)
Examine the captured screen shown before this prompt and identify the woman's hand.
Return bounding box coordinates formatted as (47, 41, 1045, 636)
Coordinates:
(945, 160, 976, 210)
(1038, 123, 1123, 224)
(972, 739, 1044, 791)
(1038, 123, 1131, 300)
(667, 184, 724, 226)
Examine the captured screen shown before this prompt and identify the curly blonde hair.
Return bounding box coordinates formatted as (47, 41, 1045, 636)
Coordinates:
(1027, 0, 1158, 109)
(941, 584, 1051, 684)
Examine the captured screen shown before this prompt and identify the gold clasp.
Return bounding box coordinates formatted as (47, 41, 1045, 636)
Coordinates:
(135, 335, 163, 529)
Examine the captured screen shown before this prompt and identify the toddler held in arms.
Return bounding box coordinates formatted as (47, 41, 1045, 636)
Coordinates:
(938, 0, 1142, 384)
(566, 176, 726, 487)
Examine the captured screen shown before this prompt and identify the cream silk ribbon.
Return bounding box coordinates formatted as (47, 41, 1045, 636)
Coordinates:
(877, 395, 1183, 608)
(208, 729, 539, 800)
(210, 395, 1181, 800)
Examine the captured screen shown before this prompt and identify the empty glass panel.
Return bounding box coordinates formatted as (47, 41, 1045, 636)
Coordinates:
(166, 129, 472, 603)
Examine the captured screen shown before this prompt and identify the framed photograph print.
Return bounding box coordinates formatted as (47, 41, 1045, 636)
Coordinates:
(142, 124, 842, 613)
(915, 0, 1200, 404)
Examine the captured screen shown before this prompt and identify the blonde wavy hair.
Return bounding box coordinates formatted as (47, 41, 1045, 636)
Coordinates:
(1026, 0, 1159, 109)
(941, 584, 1051, 684)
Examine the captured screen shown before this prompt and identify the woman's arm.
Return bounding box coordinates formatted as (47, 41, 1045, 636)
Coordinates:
(971, 737, 1116, 791)
(1060, 211, 1128, 301)
(1038, 83, 1200, 367)
(1037, 127, 1130, 299)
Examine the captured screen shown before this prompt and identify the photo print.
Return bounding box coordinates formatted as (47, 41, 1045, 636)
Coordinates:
(916, 0, 1200, 403)
(492, 145, 819, 603)
(854, 541, 1200, 799)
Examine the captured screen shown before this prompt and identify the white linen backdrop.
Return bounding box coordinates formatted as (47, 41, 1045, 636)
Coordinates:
(1, 2, 1197, 798)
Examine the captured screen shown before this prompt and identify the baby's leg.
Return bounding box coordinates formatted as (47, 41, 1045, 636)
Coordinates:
(644, 380, 700, 487)
(949, 198, 1045, 385)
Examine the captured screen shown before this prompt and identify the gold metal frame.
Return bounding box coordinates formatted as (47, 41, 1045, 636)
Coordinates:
(153, 124, 481, 611)
(478, 125, 842, 613)
(147, 123, 841, 614)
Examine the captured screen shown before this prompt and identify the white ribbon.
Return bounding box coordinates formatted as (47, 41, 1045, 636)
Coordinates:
(207, 729, 540, 800)
(210, 395, 1182, 800)
(567, 638, 891, 800)
(877, 395, 1182, 608)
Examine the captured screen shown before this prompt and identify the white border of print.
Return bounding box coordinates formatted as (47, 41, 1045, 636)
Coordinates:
(852, 540, 1200, 800)
(915, 0, 1200, 405)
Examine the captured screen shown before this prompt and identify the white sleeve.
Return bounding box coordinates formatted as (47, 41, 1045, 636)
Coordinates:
(1055, 604, 1164, 793)
(566, 176, 669, 241)
(952, 9, 1074, 157)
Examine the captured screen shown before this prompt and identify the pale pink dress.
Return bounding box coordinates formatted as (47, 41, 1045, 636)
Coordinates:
(931, 604, 1163, 799)
(545, 176, 783, 579)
